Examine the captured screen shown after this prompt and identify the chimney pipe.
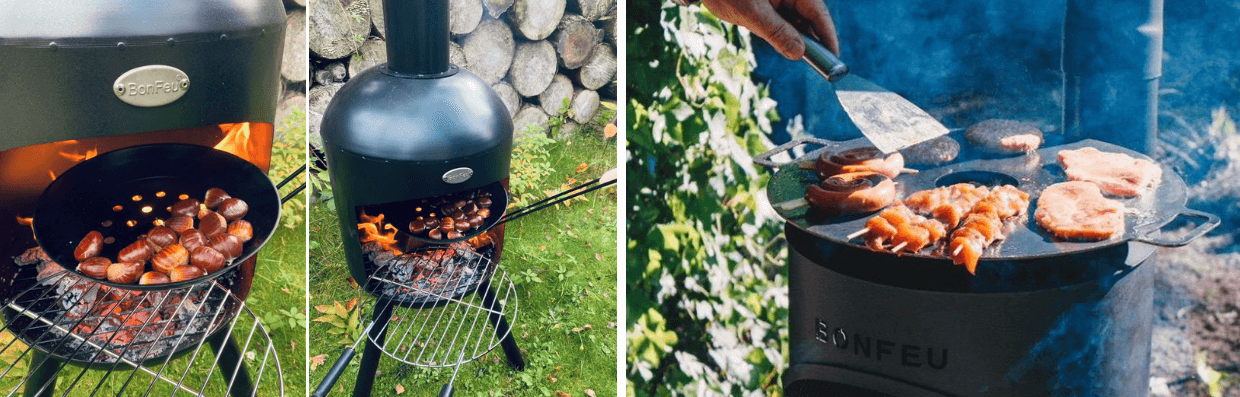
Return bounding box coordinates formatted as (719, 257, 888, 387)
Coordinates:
(383, 0, 451, 76)
(1062, 0, 1164, 155)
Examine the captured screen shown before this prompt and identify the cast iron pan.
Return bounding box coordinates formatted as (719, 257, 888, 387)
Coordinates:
(32, 144, 280, 291)
(757, 138, 1219, 264)
(365, 180, 509, 245)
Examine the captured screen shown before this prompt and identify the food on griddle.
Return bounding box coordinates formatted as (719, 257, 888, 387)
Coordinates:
(905, 183, 991, 227)
(804, 172, 896, 215)
(965, 119, 1044, 154)
(106, 262, 143, 284)
(1035, 181, 1125, 241)
(68, 188, 252, 285)
(1058, 147, 1162, 198)
(75, 231, 104, 261)
(402, 187, 496, 240)
(900, 135, 960, 166)
(860, 203, 948, 253)
(409, 219, 427, 233)
(815, 147, 907, 179)
(78, 257, 111, 279)
(946, 185, 1030, 274)
(428, 228, 444, 240)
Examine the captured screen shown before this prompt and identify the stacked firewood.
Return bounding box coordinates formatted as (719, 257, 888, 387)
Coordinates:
(307, 0, 617, 150)
(278, 0, 309, 141)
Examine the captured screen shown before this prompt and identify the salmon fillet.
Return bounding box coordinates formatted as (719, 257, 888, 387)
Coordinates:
(1058, 147, 1162, 197)
(1035, 181, 1125, 241)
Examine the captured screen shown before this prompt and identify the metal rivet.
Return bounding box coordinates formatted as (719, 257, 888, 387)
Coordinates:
(219, 34, 228, 40)
(116, 42, 125, 49)
(166, 38, 175, 46)
(115, 85, 125, 94)
(181, 80, 189, 89)
(48, 42, 57, 51)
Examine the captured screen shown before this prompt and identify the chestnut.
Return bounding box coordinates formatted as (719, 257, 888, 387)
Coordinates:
(453, 210, 468, 222)
(428, 228, 443, 240)
(204, 188, 231, 209)
(139, 271, 170, 285)
(190, 246, 227, 273)
(462, 203, 478, 214)
(118, 239, 154, 263)
(454, 199, 467, 209)
(454, 220, 470, 232)
(199, 211, 228, 238)
(74, 231, 104, 261)
(476, 208, 491, 219)
(77, 257, 111, 279)
(180, 228, 207, 251)
(217, 198, 248, 221)
(145, 226, 179, 248)
(228, 220, 254, 242)
(165, 216, 194, 233)
(439, 217, 455, 233)
(106, 262, 143, 284)
(469, 214, 484, 228)
(477, 196, 492, 208)
(168, 265, 206, 283)
(208, 234, 243, 259)
(447, 230, 463, 239)
(151, 244, 188, 274)
(170, 199, 201, 217)
(424, 217, 440, 229)
(408, 219, 427, 233)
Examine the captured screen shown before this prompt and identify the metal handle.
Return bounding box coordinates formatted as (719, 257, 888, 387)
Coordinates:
(1133, 208, 1220, 247)
(752, 137, 840, 169)
(311, 347, 357, 397)
(438, 383, 454, 397)
(801, 33, 849, 82)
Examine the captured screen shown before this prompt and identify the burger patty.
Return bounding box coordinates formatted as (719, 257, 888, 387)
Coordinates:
(965, 119, 1044, 154)
(1035, 181, 1125, 241)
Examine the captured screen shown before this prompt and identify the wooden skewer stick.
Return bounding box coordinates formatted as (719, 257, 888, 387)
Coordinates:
(846, 228, 870, 240)
(952, 244, 964, 257)
(891, 241, 908, 253)
(900, 168, 920, 175)
(777, 198, 809, 211)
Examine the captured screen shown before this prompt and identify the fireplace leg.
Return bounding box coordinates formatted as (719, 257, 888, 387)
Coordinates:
(208, 330, 255, 397)
(23, 350, 60, 397)
(353, 298, 393, 397)
(478, 281, 524, 371)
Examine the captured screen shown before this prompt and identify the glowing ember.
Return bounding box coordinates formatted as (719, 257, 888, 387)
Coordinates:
(48, 170, 56, 181)
(155, 191, 166, 198)
(57, 146, 98, 163)
(141, 206, 153, 213)
(131, 195, 142, 202)
(358, 210, 402, 255)
(179, 194, 189, 200)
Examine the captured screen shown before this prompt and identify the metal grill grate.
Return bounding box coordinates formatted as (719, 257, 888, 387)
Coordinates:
(1, 266, 283, 396)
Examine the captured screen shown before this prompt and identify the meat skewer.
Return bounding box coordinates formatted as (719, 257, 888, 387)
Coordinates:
(947, 185, 1030, 274)
(849, 183, 987, 243)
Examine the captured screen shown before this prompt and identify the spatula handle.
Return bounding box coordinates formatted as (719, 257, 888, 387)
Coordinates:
(801, 33, 849, 82)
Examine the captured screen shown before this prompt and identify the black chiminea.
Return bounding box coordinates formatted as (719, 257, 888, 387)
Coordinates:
(755, 0, 1211, 396)
(0, 0, 290, 395)
(317, 0, 523, 395)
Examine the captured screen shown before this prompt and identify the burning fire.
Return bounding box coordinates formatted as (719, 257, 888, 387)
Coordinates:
(358, 210, 402, 255)
(16, 216, 34, 239)
(58, 145, 99, 162)
(215, 123, 260, 162)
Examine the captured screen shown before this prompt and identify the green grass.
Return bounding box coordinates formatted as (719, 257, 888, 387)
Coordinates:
(0, 116, 308, 396)
(308, 128, 617, 397)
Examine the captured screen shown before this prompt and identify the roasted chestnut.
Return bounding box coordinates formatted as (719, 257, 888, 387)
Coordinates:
(199, 211, 228, 238)
(217, 198, 249, 221)
(106, 262, 143, 284)
(454, 199, 467, 209)
(447, 230, 463, 239)
(454, 220, 470, 232)
(151, 244, 188, 274)
(462, 203, 478, 214)
(118, 240, 154, 263)
(409, 219, 427, 233)
(77, 257, 111, 279)
(170, 199, 201, 217)
(168, 265, 206, 282)
(190, 246, 228, 273)
(476, 208, 491, 219)
(180, 228, 206, 251)
(165, 216, 195, 233)
(139, 271, 171, 285)
(469, 214, 484, 228)
(74, 231, 104, 261)
(146, 226, 179, 248)
(477, 196, 492, 208)
(439, 217, 455, 232)
(425, 216, 440, 229)
(428, 228, 443, 240)
(204, 188, 231, 209)
(453, 210, 468, 222)
(228, 220, 254, 242)
(208, 234, 243, 259)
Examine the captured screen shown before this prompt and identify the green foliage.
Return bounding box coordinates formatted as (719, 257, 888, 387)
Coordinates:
(261, 306, 309, 333)
(273, 107, 307, 229)
(626, 2, 788, 396)
(510, 132, 556, 207)
(312, 298, 364, 348)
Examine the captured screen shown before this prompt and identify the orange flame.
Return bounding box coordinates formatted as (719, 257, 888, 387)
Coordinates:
(58, 146, 98, 162)
(358, 210, 402, 255)
(16, 216, 34, 240)
(215, 123, 259, 161)
(48, 170, 56, 181)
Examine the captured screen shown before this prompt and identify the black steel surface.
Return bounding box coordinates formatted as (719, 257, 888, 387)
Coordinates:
(382, 0, 452, 76)
(764, 139, 1217, 267)
(0, 0, 286, 152)
(33, 144, 281, 291)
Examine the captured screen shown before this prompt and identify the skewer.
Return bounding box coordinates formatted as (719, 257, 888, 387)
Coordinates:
(890, 242, 908, 253)
(900, 168, 920, 175)
(777, 198, 809, 211)
(952, 244, 964, 257)
(846, 228, 870, 240)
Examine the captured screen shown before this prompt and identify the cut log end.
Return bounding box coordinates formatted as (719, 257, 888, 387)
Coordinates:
(574, 43, 616, 90)
(508, 0, 566, 40)
(508, 40, 557, 97)
(462, 19, 516, 85)
(551, 14, 601, 69)
(539, 74, 574, 115)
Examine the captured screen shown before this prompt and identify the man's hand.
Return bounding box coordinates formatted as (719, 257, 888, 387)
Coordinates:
(701, 0, 839, 60)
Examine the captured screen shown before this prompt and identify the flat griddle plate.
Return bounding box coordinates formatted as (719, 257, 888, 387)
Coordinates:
(764, 139, 1218, 261)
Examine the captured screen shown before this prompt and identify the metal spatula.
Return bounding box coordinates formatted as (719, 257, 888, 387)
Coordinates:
(799, 34, 949, 153)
